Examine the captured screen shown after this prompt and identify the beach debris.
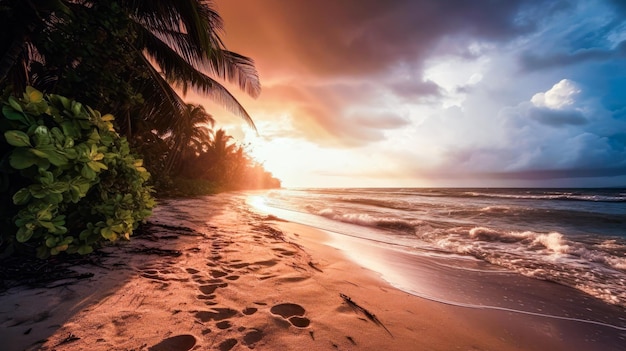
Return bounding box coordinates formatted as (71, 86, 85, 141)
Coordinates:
(308, 261, 324, 273)
(339, 293, 393, 337)
(347, 336, 357, 345)
(56, 332, 80, 346)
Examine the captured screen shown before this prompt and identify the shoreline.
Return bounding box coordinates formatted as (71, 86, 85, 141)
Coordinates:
(1, 194, 623, 350)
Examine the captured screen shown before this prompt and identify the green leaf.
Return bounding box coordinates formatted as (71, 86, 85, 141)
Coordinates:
(2, 105, 27, 124)
(60, 121, 79, 138)
(50, 127, 64, 142)
(12, 188, 31, 205)
(48, 182, 69, 193)
(74, 178, 92, 196)
(77, 245, 93, 255)
(81, 164, 97, 179)
(88, 130, 100, 144)
(9, 148, 39, 169)
(8, 96, 23, 112)
(36, 206, 53, 221)
(4, 130, 32, 147)
(16, 227, 34, 242)
(87, 161, 108, 172)
(71, 101, 83, 117)
(100, 227, 116, 240)
(32, 148, 69, 166)
(46, 236, 58, 248)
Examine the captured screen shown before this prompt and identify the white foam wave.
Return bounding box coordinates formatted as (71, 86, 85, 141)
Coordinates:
(468, 227, 533, 243)
(317, 208, 417, 232)
(423, 226, 626, 306)
(533, 232, 570, 255)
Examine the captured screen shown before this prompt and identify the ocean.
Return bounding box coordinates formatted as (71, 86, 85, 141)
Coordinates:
(244, 187, 626, 331)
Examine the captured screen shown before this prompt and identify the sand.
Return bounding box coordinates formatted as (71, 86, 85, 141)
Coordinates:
(0, 194, 623, 351)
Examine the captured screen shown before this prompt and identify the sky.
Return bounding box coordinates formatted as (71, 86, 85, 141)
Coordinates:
(193, 0, 626, 188)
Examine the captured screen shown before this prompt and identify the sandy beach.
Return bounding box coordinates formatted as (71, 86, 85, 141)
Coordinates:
(1, 193, 624, 351)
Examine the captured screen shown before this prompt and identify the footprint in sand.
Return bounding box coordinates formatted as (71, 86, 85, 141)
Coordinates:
(242, 307, 258, 315)
(195, 308, 240, 322)
(198, 282, 228, 295)
(148, 334, 196, 351)
(218, 338, 238, 351)
(210, 269, 229, 278)
(243, 328, 264, 347)
(270, 303, 311, 328)
(139, 266, 188, 284)
(216, 320, 232, 330)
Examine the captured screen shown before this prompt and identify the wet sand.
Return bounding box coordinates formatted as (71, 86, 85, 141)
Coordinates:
(1, 194, 624, 350)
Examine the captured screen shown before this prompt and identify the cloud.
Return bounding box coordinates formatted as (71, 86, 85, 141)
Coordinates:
(435, 79, 626, 179)
(521, 41, 626, 71)
(212, 0, 626, 187)
(217, 0, 561, 78)
(388, 79, 442, 100)
(527, 108, 588, 127)
(531, 79, 581, 109)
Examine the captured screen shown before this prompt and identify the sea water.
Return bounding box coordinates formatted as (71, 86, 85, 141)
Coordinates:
(244, 188, 626, 326)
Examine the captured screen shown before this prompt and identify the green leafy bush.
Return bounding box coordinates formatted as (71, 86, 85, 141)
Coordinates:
(0, 87, 155, 258)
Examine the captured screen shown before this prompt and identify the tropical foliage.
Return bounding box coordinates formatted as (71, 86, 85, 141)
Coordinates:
(0, 1, 280, 258)
(0, 88, 154, 258)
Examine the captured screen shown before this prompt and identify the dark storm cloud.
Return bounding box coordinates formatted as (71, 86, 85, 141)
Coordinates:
(218, 0, 563, 77)
(215, 0, 567, 146)
(528, 107, 588, 127)
(521, 41, 626, 71)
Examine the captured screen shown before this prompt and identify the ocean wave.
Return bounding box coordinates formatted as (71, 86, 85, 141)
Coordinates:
(318, 208, 418, 233)
(423, 226, 626, 307)
(340, 197, 414, 211)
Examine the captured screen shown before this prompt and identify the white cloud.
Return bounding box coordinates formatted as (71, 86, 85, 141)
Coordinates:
(530, 79, 581, 109)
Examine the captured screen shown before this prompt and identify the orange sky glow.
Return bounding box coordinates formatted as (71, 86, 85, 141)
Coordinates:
(186, 0, 626, 188)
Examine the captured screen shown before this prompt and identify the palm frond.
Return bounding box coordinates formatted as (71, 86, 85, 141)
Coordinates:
(137, 29, 257, 130)
(133, 21, 261, 99)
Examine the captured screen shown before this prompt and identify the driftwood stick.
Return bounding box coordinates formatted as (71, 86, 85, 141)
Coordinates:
(340, 293, 393, 337)
(308, 261, 323, 273)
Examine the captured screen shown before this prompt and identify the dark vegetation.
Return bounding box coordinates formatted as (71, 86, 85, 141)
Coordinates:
(0, 1, 279, 258)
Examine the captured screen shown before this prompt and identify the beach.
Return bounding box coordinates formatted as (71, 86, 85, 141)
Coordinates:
(1, 193, 624, 351)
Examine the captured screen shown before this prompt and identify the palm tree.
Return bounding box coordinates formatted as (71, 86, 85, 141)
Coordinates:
(165, 103, 215, 175)
(0, 0, 260, 136)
